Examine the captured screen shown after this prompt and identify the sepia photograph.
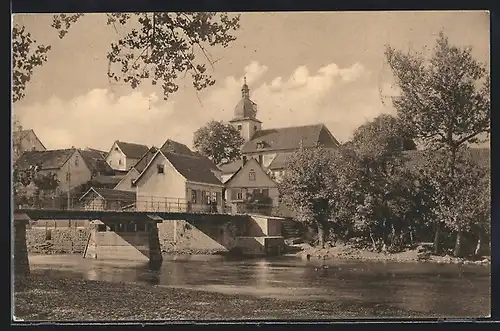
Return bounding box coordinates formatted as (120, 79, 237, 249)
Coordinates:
(12, 10, 490, 322)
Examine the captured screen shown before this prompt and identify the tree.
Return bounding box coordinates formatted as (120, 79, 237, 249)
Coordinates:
(385, 32, 490, 155)
(278, 147, 338, 248)
(385, 32, 490, 254)
(51, 13, 240, 100)
(416, 147, 487, 257)
(348, 114, 418, 251)
(12, 24, 51, 103)
(193, 120, 245, 165)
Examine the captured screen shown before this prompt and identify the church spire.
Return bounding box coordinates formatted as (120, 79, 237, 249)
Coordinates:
(241, 77, 250, 98)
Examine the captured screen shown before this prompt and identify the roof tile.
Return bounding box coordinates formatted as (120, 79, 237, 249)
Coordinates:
(116, 141, 149, 159)
(241, 124, 339, 154)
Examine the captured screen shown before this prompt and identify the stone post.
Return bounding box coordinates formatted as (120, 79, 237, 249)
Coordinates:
(13, 219, 30, 277)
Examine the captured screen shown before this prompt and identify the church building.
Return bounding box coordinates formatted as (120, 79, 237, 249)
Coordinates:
(220, 79, 340, 207)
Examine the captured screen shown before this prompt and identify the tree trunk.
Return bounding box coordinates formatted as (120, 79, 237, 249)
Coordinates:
(454, 231, 463, 258)
(474, 233, 483, 258)
(369, 232, 377, 251)
(433, 222, 441, 255)
(316, 221, 325, 248)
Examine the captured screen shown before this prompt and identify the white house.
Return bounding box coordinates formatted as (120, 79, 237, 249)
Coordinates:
(114, 146, 158, 192)
(105, 140, 150, 172)
(133, 150, 224, 213)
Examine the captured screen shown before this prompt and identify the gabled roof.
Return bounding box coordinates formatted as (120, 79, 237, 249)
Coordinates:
(160, 139, 196, 156)
(241, 124, 339, 154)
(83, 147, 107, 158)
(219, 159, 243, 174)
(160, 139, 220, 172)
(15, 149, 75, 170)
(224, 157, 275, 187)
(134, 150, 223, 186)
(80, 187, 136, 202)
(79, 149, 114, 175)
(268, 152, 295, 170)
(132, 146, 159, 173)
(164, 152, 222, 185)
(13, 129, 47, 150)
(114, 141, 149, 159)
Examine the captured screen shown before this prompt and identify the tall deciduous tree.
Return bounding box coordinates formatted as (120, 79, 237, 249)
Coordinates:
(385, 32, 490, 254)
(51, 13, 240, 100)
(348, 114, 417, 250)
(193, 120, 245, 166)
(278, 147, 339, 248)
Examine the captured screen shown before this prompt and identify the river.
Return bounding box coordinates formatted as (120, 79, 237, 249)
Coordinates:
(27, 254, 491, 318)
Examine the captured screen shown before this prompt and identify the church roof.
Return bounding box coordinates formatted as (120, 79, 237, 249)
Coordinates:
(241, 124, 340, 154)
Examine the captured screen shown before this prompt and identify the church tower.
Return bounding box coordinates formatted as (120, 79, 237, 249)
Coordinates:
(229, 78, 262, 142)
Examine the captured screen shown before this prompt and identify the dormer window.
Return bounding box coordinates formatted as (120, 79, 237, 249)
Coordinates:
(256, 141, 265, 149)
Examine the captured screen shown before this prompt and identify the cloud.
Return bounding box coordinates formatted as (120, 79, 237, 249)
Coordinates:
(15, 89, 174, 150)
(15, 61, 395, 152)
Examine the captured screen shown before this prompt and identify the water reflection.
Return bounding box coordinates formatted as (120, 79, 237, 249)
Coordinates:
(28, 254, 490, 317)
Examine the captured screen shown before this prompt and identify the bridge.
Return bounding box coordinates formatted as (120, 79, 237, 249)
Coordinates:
(13, 194, 289, 278)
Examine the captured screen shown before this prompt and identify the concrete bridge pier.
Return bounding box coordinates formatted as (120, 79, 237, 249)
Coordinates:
(84, 219, 163, 267)
(13, 215, 30, 277)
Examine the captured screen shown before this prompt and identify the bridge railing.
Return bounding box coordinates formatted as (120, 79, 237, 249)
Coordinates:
(13, 190, 294, 217)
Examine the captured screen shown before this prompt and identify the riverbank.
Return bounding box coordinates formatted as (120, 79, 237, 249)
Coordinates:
(288, 243, 491, 266)
(14, 274, 444, 321)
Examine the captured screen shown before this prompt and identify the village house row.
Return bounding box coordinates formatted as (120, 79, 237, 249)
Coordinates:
(13, 81, 340, 213)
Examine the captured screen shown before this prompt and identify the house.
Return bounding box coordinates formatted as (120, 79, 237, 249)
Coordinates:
(114, 146, 159, 192)
(105, 140, 150, 171)
(224, 157, 280, 207)
(80, 187, 136, 211)
(15, 148, 93, 193)
(12, 129, 46, 160)
(133, 149, 224, 213)
(79, 148, 115, 177)
(219, 80, 340, 182)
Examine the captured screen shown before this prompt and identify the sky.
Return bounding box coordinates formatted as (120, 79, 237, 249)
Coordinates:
(12, 11, 490, 152)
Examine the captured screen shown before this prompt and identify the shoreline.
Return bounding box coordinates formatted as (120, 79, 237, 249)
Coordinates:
(27, 244, 491, 266)
(14, 274, 455, 321)
(286, 243, 491, 266)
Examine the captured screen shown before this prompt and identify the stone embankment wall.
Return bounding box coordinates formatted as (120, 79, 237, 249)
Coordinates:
(158, 218, 249, 254)
(26, 226, 90, 254)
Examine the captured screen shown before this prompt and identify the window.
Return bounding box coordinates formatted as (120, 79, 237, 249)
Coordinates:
(118, 159, 122, 165)
(191, 190, 197, 204)
(237, 192, 243, 200)
(262, 189, 269, 197)
(249, 170, 256, 181)
(237, 125, 242, 131)
(75, 156, 79, 166)
(137, 222, 145, 232)
(114, 147, 119, 151)
(254, 125, 257, 132)
(97, 224, 107, 232)
(157, 164, 165, 174)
